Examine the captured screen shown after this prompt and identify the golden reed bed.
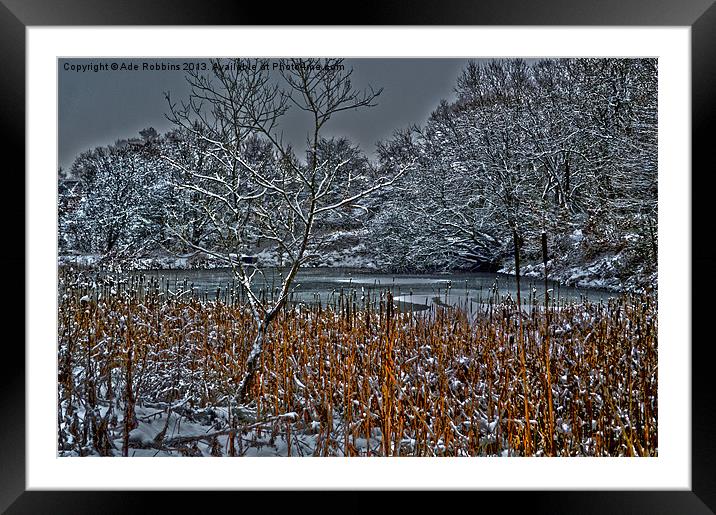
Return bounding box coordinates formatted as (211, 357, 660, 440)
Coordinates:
(58, 272, 657, 457)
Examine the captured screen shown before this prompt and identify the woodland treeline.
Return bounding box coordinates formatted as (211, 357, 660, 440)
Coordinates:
(59, 58, 657, 290)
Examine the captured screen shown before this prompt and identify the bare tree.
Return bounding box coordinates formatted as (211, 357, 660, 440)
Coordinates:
(164, 58, 413, 403)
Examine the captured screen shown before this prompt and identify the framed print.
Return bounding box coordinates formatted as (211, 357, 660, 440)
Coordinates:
(3, 0, 715, 512)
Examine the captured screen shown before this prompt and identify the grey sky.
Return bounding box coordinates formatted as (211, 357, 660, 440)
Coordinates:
(58, 58, 473, 169)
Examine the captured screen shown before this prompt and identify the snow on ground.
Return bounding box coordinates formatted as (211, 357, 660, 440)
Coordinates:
(499, 257, 623, 293)
(59, 403, 388, 457)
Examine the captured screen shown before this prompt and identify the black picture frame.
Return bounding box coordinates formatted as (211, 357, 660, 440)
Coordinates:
(2, 0, 714, 512)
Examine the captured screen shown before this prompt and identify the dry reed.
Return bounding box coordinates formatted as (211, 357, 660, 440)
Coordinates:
(57, 268, 657, 457)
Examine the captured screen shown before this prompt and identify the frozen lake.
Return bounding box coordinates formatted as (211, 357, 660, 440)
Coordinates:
(133, 267, 616, 312)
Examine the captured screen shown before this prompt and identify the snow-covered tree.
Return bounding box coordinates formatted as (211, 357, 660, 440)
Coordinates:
(164, 58, 414, 401)
(366, 58, 657, 288)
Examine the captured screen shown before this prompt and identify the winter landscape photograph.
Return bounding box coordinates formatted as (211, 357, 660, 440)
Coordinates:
(57, 57, 657, 457)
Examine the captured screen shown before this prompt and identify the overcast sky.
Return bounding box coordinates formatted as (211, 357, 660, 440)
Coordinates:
(58, 58, 476, 169)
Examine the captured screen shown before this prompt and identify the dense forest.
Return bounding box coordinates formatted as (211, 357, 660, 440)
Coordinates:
(59, 58, 657, 292)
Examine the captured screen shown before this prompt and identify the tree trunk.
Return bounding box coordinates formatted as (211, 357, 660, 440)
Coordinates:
(236, 321, 267, 404)
(563, 158, 570, 207)
(647, 214, 658, 265)
(513, 228, 522, 311)
(542, 231, 549, 309)
(122, 326, 136, 457)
